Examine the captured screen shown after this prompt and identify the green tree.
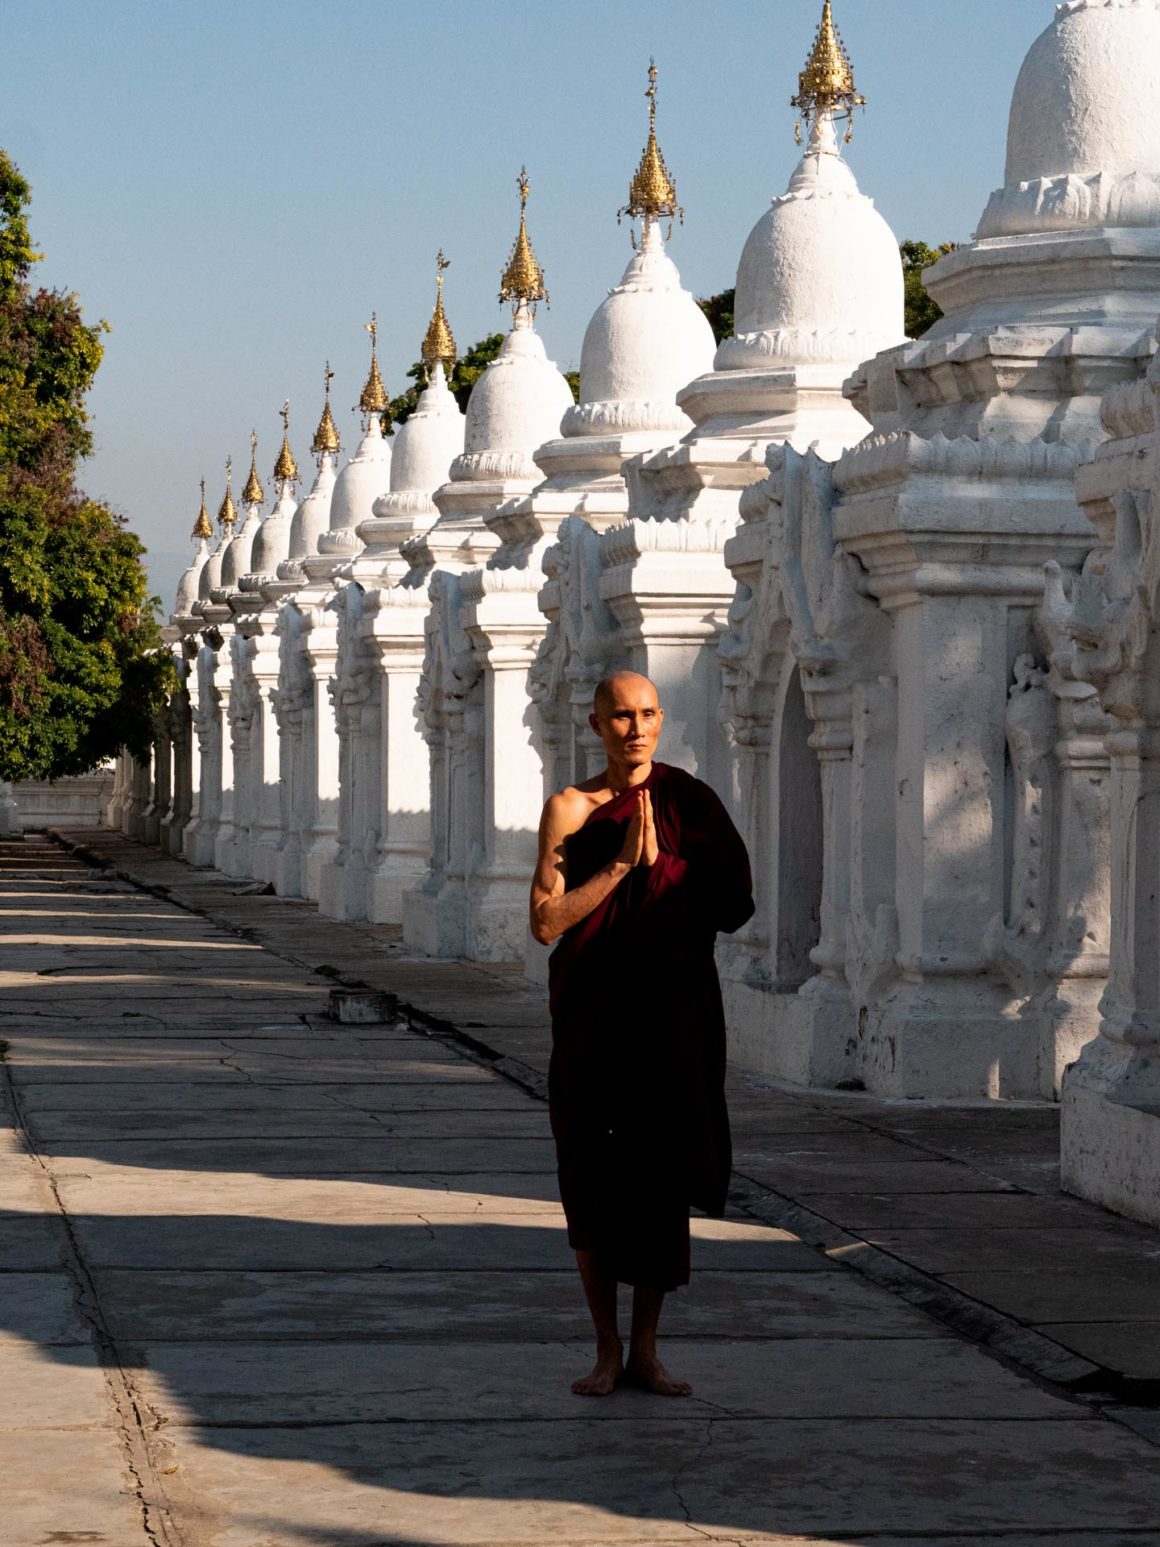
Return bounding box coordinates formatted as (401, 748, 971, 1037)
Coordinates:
(0, 149, 171, 781)
(697, 287, 735, 345)
(902, 239, 957, 339)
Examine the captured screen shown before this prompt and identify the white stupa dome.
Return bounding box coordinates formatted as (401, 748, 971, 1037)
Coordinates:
(717, 115, 903, 372)
(979, 0, 1160, 237)
(389, 366, 465, 493)
(174, 542, 209, 617)
(197, 540, 225, 603)
(328, 418, 392, 534)
(1009, 1, 1160, 185)
(248, 486, 296, 580)
(285, 456, 337, 562)
(452, 308, 574, 482)
(221, 506, 262, 590)
(562, 220, 715, 438)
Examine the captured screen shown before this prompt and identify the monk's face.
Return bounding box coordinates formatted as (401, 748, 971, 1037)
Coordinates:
(589, 675, 664, 769)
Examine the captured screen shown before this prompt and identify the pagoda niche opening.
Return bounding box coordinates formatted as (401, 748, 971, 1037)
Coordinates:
(775, 664, 823, 989)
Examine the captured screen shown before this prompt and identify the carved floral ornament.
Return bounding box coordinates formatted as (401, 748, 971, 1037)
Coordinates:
(721, 445, 883, 741)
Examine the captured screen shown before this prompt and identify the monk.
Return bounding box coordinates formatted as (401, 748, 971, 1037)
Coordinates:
(530, 671, 754, 1397)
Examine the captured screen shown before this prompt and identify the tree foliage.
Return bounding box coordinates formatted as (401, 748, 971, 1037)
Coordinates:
(0, 149, 170, 781)
(389, 329, 580, 430)
(901, 239, 956, 339)
(695, 241, 958, 348)
(697, 288, 735, 346)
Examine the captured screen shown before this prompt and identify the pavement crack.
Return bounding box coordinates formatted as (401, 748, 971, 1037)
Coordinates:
(416, 1212, 437, 1241)
(671, 1415, 716, 1535)
(314, 1085, 391, 1129)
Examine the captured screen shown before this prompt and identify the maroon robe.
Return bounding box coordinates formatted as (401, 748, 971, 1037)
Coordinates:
(547, 761, 754, 1290)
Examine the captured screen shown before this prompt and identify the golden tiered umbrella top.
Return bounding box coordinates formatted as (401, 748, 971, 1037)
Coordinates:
(311, 364, 341, 457)
(791, 1, 865, 142)
(499, 168, 548, 310)
(360, 313, 390, 420)
(242, 429, 264, 507)
(191, 478, 213, 541)
(273, 400, 299, 485)
(422, 250, 457, 374)
(217, 457, 238, 528)
(619, 61, 681, 226)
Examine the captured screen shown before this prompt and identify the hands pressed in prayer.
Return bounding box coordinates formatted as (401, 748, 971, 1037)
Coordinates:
(618, 788, 659, 869)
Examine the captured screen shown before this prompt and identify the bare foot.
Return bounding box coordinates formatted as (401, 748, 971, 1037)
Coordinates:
(624, 1353, 692, 1397)
(571, 1345, 624, 1396)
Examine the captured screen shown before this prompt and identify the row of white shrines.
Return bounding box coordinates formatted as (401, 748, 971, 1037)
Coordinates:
(110, 1, 1160, 1228)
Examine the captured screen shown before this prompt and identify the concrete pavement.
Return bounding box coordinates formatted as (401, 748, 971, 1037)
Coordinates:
(2, 829, 1160, 1544)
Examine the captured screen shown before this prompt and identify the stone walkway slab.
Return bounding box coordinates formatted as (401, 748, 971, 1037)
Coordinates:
(3, 830, 1160, 1545)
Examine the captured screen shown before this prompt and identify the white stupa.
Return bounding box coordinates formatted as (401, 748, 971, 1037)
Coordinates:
(600, 4, 903, 799)
(313, 319, 393, 578)
(423, 171, 574, 562)
(559, 70, 714, 445)
(980, 0, 1160, 239)
(887, 0, 1160, 439)
(319, 258, 468, 927)
(172, 479, 214, 625)
(818, 0, 1160, 1101)
(277, 369, 340, 584)
(528, 65, 717, 806)
(404, 170, 573, 960)
(218, 432, 265, 598)
(194, 460, 239, 620)
(241, 404, 301, 601)
(685, 1, 904, 452)
(356, 255, 467, 585)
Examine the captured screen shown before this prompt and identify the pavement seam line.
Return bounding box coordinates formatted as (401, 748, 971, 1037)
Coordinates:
(0, 1043, 186, 1547)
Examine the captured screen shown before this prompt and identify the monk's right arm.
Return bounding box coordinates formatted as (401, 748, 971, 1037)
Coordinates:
(529, 792, 641, 946)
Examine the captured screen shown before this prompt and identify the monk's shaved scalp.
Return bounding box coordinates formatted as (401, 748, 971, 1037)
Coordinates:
(593, 671, 659, 719)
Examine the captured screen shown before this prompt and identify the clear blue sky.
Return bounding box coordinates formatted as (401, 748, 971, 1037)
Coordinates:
(3, 0, 1051, 607)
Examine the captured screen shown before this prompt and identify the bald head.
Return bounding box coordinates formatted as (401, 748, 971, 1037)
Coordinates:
(593, 672, 659, 720)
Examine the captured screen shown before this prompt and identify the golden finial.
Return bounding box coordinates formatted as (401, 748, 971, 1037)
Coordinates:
(242, 428, 264, 507)
(191, 477, 213, 541)
(359, 312, 390, 422)
(498, 168, 549, 312)
(791, 1, 865, 145)
(217, 457, 238, 528)
(273, 400, 299, 484)
(311, 363, 341, 457)
(619, 60, 682, 234)
(421, 250, 457, 375)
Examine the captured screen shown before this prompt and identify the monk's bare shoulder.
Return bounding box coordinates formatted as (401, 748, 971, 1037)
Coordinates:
(542, 781, 611, 841)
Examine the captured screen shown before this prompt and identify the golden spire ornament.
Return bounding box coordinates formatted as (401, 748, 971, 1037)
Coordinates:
(311, 363, 341, 458)
(242, 429, 264, 507)
(619, 60, 682, 239)
(273, 400, 299, 485)
(421, 250, 457, 377)
(499, 168, 549, 314)
(191, 477, 213, 541)
(791, 0, 865, 145)
(217, 457, 238, 528)
(359, 313, 390, 426)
